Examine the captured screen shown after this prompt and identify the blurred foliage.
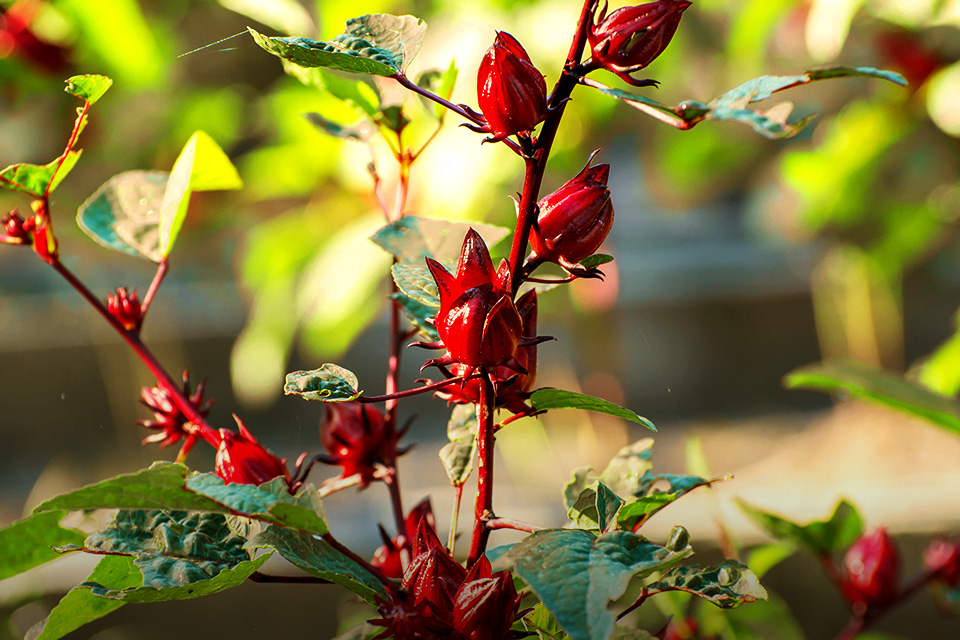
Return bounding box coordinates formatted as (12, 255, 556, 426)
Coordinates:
(2, 0, 958, 408)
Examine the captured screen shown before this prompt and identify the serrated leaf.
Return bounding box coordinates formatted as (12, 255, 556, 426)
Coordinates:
(0, 511, 86, 580)
(27, 554, 140, 640)
(738, 499, 862, 555)
(0, 151, 81, 197)
(530, 389, 656, 431)
(502, 529, 692, 640)
(33, 463, 329, 535)
(584, 66, 905, 139)
(65, 74, 113, 105)
(159, 130, 242, 258)
(568, 481, 624, 533)
(76, 171, 169, 261)
(391, 292, 439, 341)
(284, 364, 362, 401)
(785, 360, 960, 434)
(249, 13, 426, 77)
(648, 560, 767, 608)
(372, 217, 511, 264)
(251, 525, 388, 603)
(391, 262, 440, 308)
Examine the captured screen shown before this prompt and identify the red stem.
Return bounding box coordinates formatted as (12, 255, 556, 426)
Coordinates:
(357, 375, 472, 403)
(485, 517, 542, 533)
(44, 100, 91, 199)
(467, 372, 496, 566)
(140, 258, 168, 320)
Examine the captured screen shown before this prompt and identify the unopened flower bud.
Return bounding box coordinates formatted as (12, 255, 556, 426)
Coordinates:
(477, 31, 547, 140)
(841, 528, 901, 610)
(452, 556, 522, 640)
(923, 539, 960, 586)
(215, 416, 291, 490)
(529, 154, 614, 274)
(588, 0, 692, 86)
(107, 287, 143, 332)
(320, 402, 392, 487)
(2, 210, 32, 245)
(402, 520, 467, 622)
(136, 371, 213, 460)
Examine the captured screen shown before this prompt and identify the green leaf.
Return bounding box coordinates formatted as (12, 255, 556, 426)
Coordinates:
(918, 321, 960, 396)
(0, 511, 86, 580)
(614, 475, 714, 532)
(563, 440, 655, 509)
(391, 293, 439, 341)
(648, 560, 767, 608)
(391, 262, 440, 308)
(372, 216, 511, 264)
(699, 592, 804, 640)
(440, 405, 477, 486)
(417, 61, 458, 120)
(522, 603, 570, 640)
(283, 63, 381, 116)
(305, 112, 370, 140)
(784, 360, 960, 434)
(501, 528, 692, 640)
(249, 13, 426, 77)
(579, 254, 614, 270)
(745, 542, 796, 579)
(251, 525, 388, 603)
(738, 499, 862, 555)
(284, 364, 362, 402)
(76, 171, 168, 261)
(584, 66, 906, 139)
(0, 151, 81, 197)
(568, 482, 624, 533)
(64, 74, 113, 105)
(33, 463, 329, 536)
(27, 554, 140, 640)
(159, 130, 243, 258)
(530, 389, 656, 431)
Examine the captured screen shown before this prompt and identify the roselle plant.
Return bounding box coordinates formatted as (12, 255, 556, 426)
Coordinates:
(0, 1, 931, 638)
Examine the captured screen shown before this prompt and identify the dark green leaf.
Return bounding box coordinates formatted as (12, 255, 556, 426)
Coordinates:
(0, 151, 81, 197)
(87, 556, 269, 602)
(372, 216, 511, 264)
(251, 525, 388, 603)
(64, 74, 113, 105)
(738, 499, 862, 555)
(785, 360, 960, 434)
(249, 14, 426, 77)
(583, 66, 905, 139)
(391, 262, 440, 308)
(391, 293, 439, 341)
(284, 364, 362, 401)
(501, 528, 692, 640)
(531, 389, 656, 431)
(76, 171, 168, 261)
(579, 254, 614, 270)
(27, 554, 140, 640)
(0, 511, 86, 580)
(567, 481, 624, 533)
(648, 560, 767, 608)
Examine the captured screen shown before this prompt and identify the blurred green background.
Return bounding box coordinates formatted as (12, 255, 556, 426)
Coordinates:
(2, 0, 960, 638)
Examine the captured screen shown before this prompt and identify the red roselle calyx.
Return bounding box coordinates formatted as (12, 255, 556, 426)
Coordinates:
(436, 289, 539, 413)
(840, 528, 901, 611)
(587, 0, 692, 87)
(451, 555, 522, 640)
(372, 498, 436, 579)
(2, 210, 32, 245)
(107, 287, 143, 332)
(923, 538, 960, 586)
(136, 372, 213, 460)
(320, 402, 393, 487)
(424, 229, 523, 371)
(214, 415, 293, 491)
(476, 31, 547, 141)
(401, 520, 468, 623)
(528, 153, 613, 277)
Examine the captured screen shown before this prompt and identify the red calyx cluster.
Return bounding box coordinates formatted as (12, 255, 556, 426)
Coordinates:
(214, 415, 294, 492)
(2, 210, 33, 245)
(528, 153, 614, 277)
(319, 402, 394, 487)
(372, 498, 436, 579)
(587, 0, 692, 87)
(840, 528, 901, 612)
(136, 372, 213, 459)
(424, 229, 523, 375)
(476, 31, 547, 141)
(372, 520, 522, 640)
(107, 287, 143, 332)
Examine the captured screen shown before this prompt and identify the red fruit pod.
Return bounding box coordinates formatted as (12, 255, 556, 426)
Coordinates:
(402, 520, 467, 621)
(477, 31, 547, 140)
(530, 155, 614, 270)
(214, 417, 291, 490)
(587, 0, 692, 86)
(841, 528, 901, 610)
(452, 557, 522, 640)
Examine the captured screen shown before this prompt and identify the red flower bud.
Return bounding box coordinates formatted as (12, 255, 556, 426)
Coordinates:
(923, 539, 960, 586)
(841, 528, 901, 610)
(426, 229, 522, 369)
(452, 556, 522, 640)
(0, 1, 71, 74)
(320, 402, 391, 486)
(371, 498, 437, 580)
(2, 210, 31, 244)
(588, 0, 691, 86)
(477, 31, 547, 141)
(530, 155, 614, 274)
(136, 371, 213, 460)
(401, 519, 467, 621)
(215, 416, 292, 490)
(107, 287, 143, 332)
